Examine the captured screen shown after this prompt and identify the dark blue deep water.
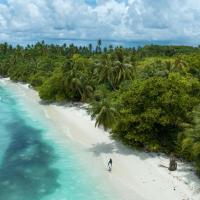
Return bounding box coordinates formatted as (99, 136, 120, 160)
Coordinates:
(0, 82, 114, 200)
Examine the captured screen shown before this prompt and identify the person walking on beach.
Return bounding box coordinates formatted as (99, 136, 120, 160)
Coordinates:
(108, 158, 112, 171)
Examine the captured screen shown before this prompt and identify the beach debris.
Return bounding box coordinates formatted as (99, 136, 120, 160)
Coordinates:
(168, 153, 177, 171)
(173, 186, 176, 191)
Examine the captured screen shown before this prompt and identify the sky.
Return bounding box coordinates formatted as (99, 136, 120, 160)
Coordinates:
(0, 0, 200, 44)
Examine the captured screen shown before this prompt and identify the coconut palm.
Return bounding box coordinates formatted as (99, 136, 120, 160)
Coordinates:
(96, 50, 134, 90)
(81, 85, 93, 101)
(112, 59, 133, 86)
(174, 56, 188, 72)
(89, 100, 118, 130)
(95, 54, 115, 89)
(64, 57, 93, 101)
(163, 57, 188, 77)
(165, 61, 174, 73)
(96, 39, 102, 53)
(111, 48, 134, 87)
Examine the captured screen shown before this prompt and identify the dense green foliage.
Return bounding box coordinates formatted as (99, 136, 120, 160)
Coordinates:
(180, 107, 200, 174)
(111, 73, 200, 151)
(1, 41, 200, 174)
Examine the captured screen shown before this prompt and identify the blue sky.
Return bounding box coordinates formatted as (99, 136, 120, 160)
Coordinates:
(85, 0, 96, 6)
(0, 0, 200, 44)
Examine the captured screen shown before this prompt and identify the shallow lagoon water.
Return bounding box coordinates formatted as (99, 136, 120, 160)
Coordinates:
(0, 82, 115, 200)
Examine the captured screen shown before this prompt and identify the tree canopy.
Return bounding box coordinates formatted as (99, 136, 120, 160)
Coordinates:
(1, 41, 200, 175)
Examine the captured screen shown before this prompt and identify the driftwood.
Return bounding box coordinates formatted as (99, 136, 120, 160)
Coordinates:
(168, 153, 177, 171)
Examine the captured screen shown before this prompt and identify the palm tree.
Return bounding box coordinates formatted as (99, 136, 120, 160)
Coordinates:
(64, 63, 83, 99)
(174, 56, 188, 72)
(89, 100, 118, 130)
(95, 54, 114, 88)
(165, 61, 174, 72)
(164, 57, 188, 76)
(88, 43, 93, 53)
(70, 77, 82, 94)
(112, 60, 133, 86)
(65, 72, 93, 101)
(81, 85, 93, 101)
(96, 39, 102, 53)
(96, 50, 134, 90)
(162, 61, 175, 77)
(64, 57, 93, 101)
(112, 48, 134, 87)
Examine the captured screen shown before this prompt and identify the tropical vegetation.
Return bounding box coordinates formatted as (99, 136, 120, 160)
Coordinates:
(1, 41, 200, 175)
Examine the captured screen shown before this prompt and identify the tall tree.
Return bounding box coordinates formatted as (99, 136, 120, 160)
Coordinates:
(89, 99, 118, 130)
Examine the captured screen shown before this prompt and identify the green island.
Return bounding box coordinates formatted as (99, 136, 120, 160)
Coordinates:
(1, 41, 200, 175)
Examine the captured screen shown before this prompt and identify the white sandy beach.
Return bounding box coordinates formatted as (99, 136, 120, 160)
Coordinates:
(2, 78, 200, 200)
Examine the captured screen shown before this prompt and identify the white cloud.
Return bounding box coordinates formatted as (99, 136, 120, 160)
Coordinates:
(0, 0, 200, 43)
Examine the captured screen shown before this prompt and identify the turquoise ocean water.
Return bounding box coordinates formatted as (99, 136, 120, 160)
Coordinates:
(0, 81, 116, 200)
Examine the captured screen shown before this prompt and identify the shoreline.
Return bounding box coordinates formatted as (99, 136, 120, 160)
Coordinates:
(1, 78, 200, 200)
